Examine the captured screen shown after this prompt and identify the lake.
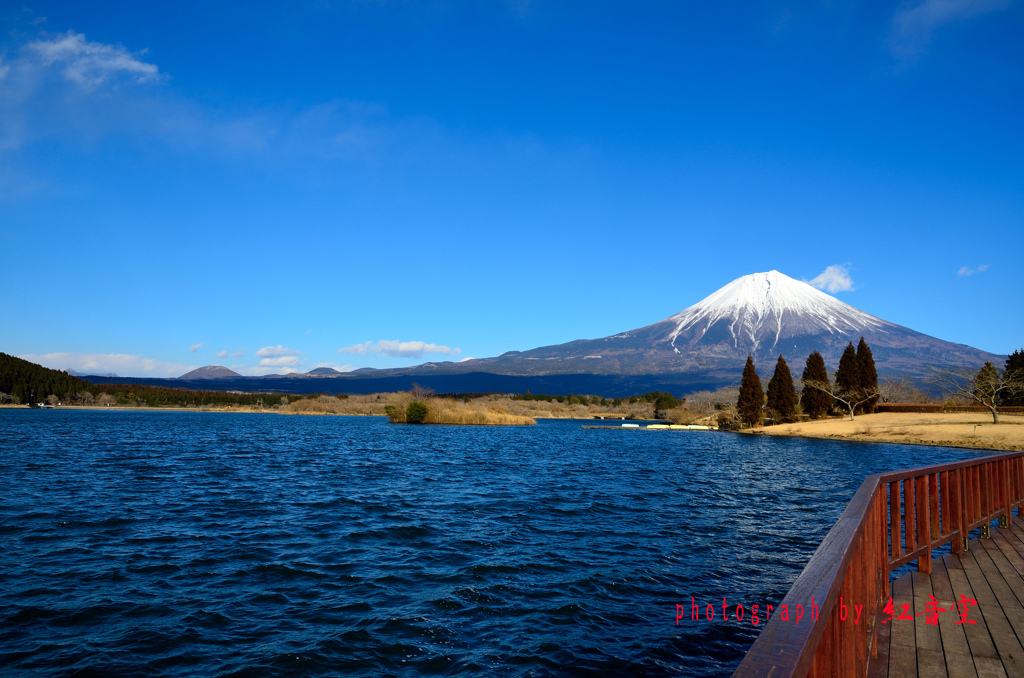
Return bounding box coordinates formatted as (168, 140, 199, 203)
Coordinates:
(0, 409, 985, 676)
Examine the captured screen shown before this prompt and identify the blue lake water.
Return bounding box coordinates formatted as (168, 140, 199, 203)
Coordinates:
(0, 409, 987, 676)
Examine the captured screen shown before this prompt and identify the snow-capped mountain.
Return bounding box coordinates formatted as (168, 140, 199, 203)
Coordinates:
(393, 270, 1002, 381)
(90, 271, 1004, 396)
(661, 270, 889, 355)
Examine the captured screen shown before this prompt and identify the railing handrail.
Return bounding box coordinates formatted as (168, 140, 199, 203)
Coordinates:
(875, 449, 1024, 482)
(733, 449, 1024, 678)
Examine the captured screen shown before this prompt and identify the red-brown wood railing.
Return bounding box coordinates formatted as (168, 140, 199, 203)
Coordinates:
(732, 450, 1024, 678)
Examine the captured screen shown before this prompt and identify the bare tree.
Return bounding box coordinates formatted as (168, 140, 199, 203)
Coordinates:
(931, 363, 1024, 424)
(802, 378, 882, 421)
(0, 392, 11, 404)
(877, 375, 932, 404)
(410, 383, 435, 400)
(685, 387, 739, 416)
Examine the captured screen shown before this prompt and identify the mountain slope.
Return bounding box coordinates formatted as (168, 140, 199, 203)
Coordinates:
(178, 365, 243, 380)
(386, 271, 1002, 381)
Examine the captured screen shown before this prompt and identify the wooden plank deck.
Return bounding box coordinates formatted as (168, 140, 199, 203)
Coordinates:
(868, 520, 1024, 678)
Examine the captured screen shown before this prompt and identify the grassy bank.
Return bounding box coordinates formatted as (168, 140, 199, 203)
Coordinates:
(383, 393, 535, 426)
(750, 412, 1024, 452)
(3, 391, 730, 426)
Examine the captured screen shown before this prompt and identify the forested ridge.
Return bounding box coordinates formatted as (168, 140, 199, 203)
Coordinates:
(0, 353, 88, 403)
(0, 353, 292, 407)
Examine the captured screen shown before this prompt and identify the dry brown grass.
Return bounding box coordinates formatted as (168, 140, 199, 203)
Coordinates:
(752, 412, 1024, 451)
(383, 393, 535, 426)
(665, 407, 719, 426)
(278, 394, 387, 416)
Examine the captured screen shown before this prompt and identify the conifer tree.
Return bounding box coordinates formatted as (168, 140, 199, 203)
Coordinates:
(737, 355, 764, 427)
(1005, 349, 1024, 406)
(856, 337, 879, 414)
(835, 342, 861, 397)
(800, 351, 831, 419)
(766, 354, 797, 423)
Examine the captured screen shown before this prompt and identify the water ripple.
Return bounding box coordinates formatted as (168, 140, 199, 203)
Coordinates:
(0, 409, 982, 676)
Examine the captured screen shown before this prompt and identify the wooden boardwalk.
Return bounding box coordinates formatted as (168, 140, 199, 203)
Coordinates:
(870, 520, 1024, 678)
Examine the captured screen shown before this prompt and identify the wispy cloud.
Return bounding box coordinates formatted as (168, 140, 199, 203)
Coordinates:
(891, 0, 1012, 61)
(216, 348, 247, 358)
(25, 31, 161, 89)
(258, 356, 301, 367)
(958, 264, 989, 276)
(807, 264, 855, 293)
(189, 342, 203, 353)
(233, 364, 300, 376)
(338, 340, 461, 358)
(255, 345, 304, 358)
(19, 352, 196, 378)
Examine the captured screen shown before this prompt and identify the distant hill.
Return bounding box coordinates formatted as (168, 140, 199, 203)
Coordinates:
(177, 365, 243, 380)
(305, 367, 342, 375)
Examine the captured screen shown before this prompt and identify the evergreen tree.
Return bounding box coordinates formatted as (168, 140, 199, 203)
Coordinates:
(766, 354, 797, 423)
(800, 351, 831, 419)
(835, 342, 861, 397)
(736, 355, 764, 427)
(1005, 349, 1024, 406)
(856, 337, 879, 414)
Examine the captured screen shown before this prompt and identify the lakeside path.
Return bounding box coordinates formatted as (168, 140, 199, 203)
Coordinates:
(750, 411, 1024, 452)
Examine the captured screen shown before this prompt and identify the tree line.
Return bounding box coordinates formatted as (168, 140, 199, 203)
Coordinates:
(737, 338, 881, 426)
(735, 342, 1024, 427)
(511, 390, 682, 411)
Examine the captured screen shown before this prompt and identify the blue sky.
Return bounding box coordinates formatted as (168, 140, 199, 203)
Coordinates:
(2, 1, 1021, 377)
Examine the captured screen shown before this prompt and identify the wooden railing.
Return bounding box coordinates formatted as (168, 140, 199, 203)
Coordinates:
(733, 450, 1024, 678)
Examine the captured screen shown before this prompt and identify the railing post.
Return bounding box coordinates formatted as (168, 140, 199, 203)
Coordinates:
(1002, 459, 1013, 528)
(889, 481, 901, 561)
(916, 475, 932, 573)
(904, 478, 916, 555)
(955, 467, 968, 553)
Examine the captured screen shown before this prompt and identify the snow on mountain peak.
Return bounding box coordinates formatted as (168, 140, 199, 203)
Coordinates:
(666, 270, 890, 352)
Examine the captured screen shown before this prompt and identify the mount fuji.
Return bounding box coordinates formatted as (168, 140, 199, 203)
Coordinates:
(92, 271, 1003, 396)
(384, 270, 1002, 384)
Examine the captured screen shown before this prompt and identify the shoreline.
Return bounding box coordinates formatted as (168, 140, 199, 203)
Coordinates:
(0, 403, 661, 421)
(747, 412, 1024, 453)
(0, 404, 376, 415)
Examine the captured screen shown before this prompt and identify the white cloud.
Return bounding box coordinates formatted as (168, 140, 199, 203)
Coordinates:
(807, 265, 855, 293)
(216, 349, 246, 358)
(189, 342, 203, 353)
(891, 0, 1012, 60)
(255, 345, 304, 358)
(233, 364, 299, 376)
(25, 31, 161, 89)
(20, 352, 196, 378)
(338, 341, 374, 355)
(958, 264, 989, 276)
(338, 340, 461, 359)
(258, 356, 301, 367)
